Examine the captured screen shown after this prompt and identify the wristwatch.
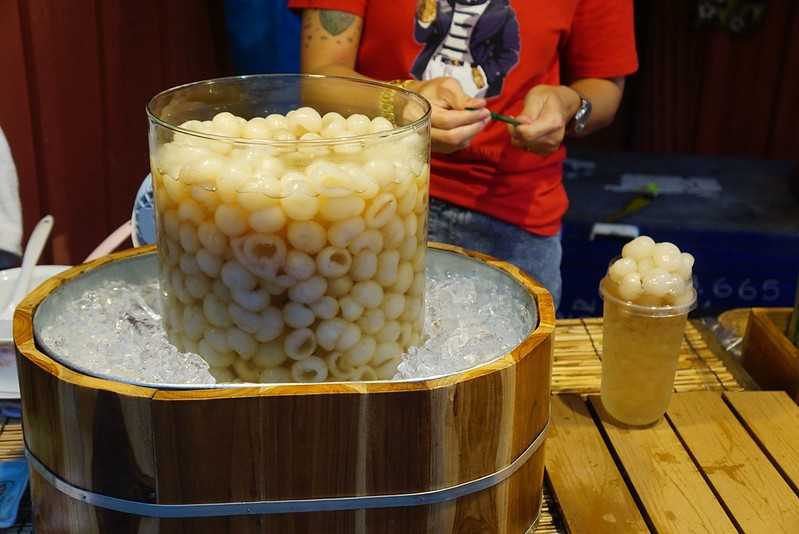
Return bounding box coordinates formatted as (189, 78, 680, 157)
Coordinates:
(568, 93, 592, 136)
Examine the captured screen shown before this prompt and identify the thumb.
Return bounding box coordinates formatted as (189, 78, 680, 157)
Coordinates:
(465, 97, 487, 109)
(507, 114, 533, 137)
(514, 112, 563, 142)
(439, 82, 471, 111)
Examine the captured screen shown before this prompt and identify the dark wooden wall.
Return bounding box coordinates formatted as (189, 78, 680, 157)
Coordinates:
(1, 0, 797, 263)
(578, 0, 799, 160)
(0, 0, 229, 264)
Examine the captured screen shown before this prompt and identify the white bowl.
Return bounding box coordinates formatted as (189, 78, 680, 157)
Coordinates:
(0, 265, 71, 398)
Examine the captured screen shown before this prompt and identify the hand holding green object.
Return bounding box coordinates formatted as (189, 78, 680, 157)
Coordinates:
(466, 107, 522, 127)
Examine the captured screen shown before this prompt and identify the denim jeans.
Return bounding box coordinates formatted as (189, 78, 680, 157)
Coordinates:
(428, 198, 562, 309)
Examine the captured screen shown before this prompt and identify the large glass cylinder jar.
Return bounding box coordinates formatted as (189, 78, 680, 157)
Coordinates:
(146, 75, 431, 383)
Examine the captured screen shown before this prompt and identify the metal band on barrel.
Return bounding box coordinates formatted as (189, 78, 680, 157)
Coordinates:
(26, 420, 548, 518)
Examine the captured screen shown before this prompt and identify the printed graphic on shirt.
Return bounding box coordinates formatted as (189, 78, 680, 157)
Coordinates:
(411, 0, 521, 98)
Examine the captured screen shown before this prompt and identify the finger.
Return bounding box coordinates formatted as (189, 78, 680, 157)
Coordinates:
(439, 88, 469, 110)
(516, 117, 561, 136)
(507, 115, 533, 137)
(402, 100, 426, 123)
(438, 80, 471, 110)
(432, 118, 488, 148)
(511, 136, 560, 155)
(515, 123, 562, 146)
(432, 108, 490, 129)
(424, 94, 449, 109)
(530, 140, 562, 155)
(431, 141, 459, 154)
(539, 142, 561, 155)
(513, 113, 564, 142)
(417, 83, 450, 108)
(537, 132, 565, 149)
(513, 128, 563, 152)
(465, 97, 487, 109)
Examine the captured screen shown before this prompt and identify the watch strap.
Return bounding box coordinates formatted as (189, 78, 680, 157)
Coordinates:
(567, 93, 591, 136)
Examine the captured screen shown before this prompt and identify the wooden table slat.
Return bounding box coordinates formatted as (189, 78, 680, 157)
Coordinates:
(590, 396, 737, 533)
(546, 395, 649, 534)
(667, 392, 799, 533)
(724, 391, 799, 494)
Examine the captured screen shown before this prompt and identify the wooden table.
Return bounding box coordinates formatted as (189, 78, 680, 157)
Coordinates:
(542, 319, 799, 534)
(548, 391, 799, 533)
(3, 318, 798, 533)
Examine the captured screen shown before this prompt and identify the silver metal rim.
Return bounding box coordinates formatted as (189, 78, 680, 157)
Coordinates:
(27, 420, 548, 518)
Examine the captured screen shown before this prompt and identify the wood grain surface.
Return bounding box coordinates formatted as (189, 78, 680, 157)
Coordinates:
(591, 397, 736, 533)
(546, 395, 647, 534)
(667, 392, 799, 533)
(725, 390, 799, 494)
(742, 308, 799, 401)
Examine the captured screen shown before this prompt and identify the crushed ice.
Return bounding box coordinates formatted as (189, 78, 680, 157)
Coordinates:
(39, 271, 533, 385)
(394, 272, 533, 379)
(39, 280, 213, 384)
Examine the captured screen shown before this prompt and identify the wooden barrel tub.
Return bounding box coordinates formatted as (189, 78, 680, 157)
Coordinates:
(14, 243, 554, 534)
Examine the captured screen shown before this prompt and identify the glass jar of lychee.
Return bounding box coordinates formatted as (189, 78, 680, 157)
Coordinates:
(146, 75, 431, 383)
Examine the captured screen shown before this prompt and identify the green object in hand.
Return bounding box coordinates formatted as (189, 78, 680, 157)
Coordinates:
(466, 107, 522, 127)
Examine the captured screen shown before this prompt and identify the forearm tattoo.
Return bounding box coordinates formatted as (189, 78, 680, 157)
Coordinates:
(319, 10, 356, 36)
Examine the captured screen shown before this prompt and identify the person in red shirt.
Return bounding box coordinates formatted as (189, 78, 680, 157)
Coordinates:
(288, 0, 638, 307)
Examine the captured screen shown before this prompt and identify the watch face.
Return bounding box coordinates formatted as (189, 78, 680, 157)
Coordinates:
(569, 97, 590, 135)
(577, 99, 591, 126)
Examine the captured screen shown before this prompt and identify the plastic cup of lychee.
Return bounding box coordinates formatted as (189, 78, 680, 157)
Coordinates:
(599, 236, 697, 426)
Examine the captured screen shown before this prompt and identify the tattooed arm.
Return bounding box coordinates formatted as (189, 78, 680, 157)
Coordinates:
(300, 9, 364, 77)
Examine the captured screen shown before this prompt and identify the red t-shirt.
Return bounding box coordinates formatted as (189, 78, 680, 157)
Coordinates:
(289, 0, 638, 235)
